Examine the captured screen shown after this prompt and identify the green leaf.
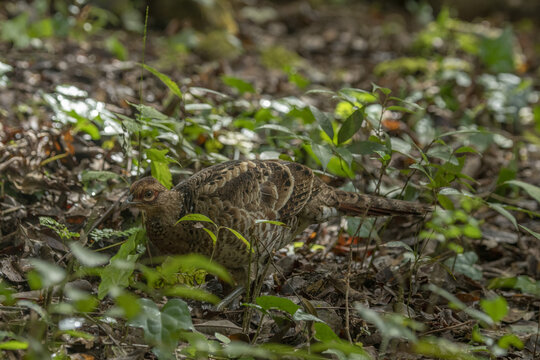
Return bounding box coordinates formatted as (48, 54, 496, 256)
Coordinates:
(98, 228, 145, 299)
(145, 148, 174, 189)
(498, 334, 524, 350)
(427, 284, 494, 326)
(488, 275, 540, 297)
(224, 227, 253, 253)
(141, 64, 182, 99)
(337, 109, 363, 144)
(505, 180, 540, 204)
(348, 140, 386, 155)
(202, 228, 217, 245)
(487, 203, 517, 230)
(311, 143, 333, 171)
(519, 224, 540, 240)
(372, 83, 391, 96)
(0, 341, 29, 350)
(292, 309, 325, 322)
(414, 337, 481, 360)
(313, 322, 340, 342)
(479, 27, 515, 73)
(386, 105, 415, 114)
(256, 295, 299, 315)
(69, 242, 110, 267)
(221, 75, 255, 94)
(254, 219, 288, 227)
(115, 292, 141, 320)
(105, 36, 128, 61)
(479, 296, 508, 323)
(29, 259, 66, 288)
(176, 213, 216, 226)
(310, 105, 334, 140)
(444, 251, 482, 280)
(130, 298, 193, 357)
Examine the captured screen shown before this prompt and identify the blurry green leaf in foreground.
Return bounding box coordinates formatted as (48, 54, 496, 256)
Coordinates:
(479, 296, 508, 323)
(98, 228, 146, 299)
(479, 27, 515, 73)
(69, 242, 110, 267)
(488, 276, 540, 297)
(221, 75, 255, 94)
(130, 298, 193, 359)
(256, 295, 300, 315)
(414, 337, 480, 360)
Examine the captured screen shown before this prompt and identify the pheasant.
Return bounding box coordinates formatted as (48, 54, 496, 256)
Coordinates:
(126, 159, 431, 284)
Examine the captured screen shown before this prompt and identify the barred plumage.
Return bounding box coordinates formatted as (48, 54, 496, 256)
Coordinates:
(127, 159, 432, 284)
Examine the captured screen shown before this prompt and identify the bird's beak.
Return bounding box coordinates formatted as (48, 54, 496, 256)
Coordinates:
(121, 194, 136, 210)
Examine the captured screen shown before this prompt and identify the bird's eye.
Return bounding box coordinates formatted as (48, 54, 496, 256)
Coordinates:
(143, 190, 154, 200)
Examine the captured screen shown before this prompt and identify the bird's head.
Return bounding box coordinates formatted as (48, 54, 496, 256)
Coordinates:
(125, 177, 169, 212)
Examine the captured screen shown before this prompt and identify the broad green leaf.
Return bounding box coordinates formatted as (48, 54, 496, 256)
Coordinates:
(337, 109, 363, 144)
(292, 309, 325, 322)
(141, 64, 182, 99)
(310, 106, 334, 140)
(372, 83, 391, 96)
(348, 140, 386, 155)
(311, 143, 333, 171)
(498, 334, 524, 350)
(115, 292, 141, 320)
(145, 148, 173, 189)
(479, 27, 515, 73)
(70, 242, 110, 267)
(130, 298, 193, 357)
(313, 322, 340, 342)
(444, 251, 482, 280)
(479, 296, 508, 323)
(488, 275, 540, 297)
(98, 228, 145, 299)
(256, 295, 299, 315)
(505, 180, 540, 204)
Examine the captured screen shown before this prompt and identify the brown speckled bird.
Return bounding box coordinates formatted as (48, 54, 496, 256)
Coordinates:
(127, 159, 431, 283)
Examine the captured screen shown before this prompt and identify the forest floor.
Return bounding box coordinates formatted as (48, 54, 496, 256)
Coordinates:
(0, 1, 539, 359)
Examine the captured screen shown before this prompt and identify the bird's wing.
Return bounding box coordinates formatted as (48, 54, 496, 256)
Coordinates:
(181, 160, 317, 220)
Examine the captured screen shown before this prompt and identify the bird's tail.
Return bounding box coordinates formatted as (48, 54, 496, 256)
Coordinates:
(328, 188, 432, 217)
